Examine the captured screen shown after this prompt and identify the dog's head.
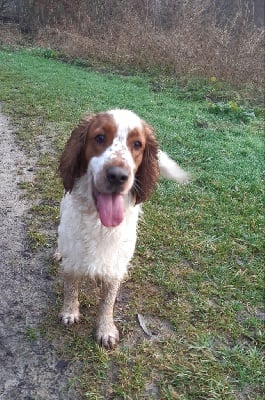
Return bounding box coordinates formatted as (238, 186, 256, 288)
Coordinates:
(59, 109, 159, 227)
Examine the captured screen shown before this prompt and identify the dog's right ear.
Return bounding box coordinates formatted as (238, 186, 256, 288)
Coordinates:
(58, 114, 95, 192)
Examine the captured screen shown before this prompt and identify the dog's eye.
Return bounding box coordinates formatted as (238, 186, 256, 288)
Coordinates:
(94, 134, 106, 144)
(133, 140, 142, 150)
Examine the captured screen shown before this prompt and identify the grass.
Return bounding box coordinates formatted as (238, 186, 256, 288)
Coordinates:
(0, 48, 264, 399)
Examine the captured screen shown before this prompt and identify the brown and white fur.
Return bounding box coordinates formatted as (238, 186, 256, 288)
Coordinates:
(56, 109, 189, 348)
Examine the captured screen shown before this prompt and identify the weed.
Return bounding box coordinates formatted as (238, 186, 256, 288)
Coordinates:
(25, 325, 38, 341)
(28, 230, 47, 249)
(208, 101, 256, 123)
(1, 1, 264, 90)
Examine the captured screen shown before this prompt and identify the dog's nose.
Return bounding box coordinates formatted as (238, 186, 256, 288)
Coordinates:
(106, 166, 129, 186)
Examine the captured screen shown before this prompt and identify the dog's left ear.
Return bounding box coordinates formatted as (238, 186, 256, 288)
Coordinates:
(133, 122, 159, 204)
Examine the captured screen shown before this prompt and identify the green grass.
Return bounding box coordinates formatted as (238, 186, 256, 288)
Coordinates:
(0, 48, 264, 399)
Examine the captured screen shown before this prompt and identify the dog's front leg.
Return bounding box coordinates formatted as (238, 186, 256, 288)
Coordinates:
(96, 279, 120, 349)
(59, 272, 81, 325)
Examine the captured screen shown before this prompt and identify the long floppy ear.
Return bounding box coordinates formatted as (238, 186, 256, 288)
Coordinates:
(58, 114, 95, 192)
(133, 122, 159, 204)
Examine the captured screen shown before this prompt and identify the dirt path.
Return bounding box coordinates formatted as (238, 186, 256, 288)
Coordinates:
(0, 110, 78, 399)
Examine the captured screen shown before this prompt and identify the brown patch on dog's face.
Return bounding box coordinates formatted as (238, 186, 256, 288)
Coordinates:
(82, 113, 117, 164)
(126, 127, 147, 172)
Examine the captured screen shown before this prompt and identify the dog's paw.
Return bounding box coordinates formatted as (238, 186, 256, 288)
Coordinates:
(53, 250, 62, 262)
(96, 324, 119, 349)
(59, 310, 80, 325)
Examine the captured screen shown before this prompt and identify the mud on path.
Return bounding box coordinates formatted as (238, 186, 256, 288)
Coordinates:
(0, 110, 78, 400)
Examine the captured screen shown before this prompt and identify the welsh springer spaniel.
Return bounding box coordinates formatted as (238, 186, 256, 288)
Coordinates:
(56, 109, 188, 348)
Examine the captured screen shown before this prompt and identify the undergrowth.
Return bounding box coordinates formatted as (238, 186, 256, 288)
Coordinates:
(0, 0, 264, 90)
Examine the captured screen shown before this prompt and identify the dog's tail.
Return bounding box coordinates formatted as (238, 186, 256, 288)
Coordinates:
(158, 150, 190, 183)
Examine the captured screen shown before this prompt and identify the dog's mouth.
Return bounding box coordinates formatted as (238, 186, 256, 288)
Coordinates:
(93, 187, 125, 228)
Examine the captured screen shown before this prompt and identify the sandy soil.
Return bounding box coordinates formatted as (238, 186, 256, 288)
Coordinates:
(0, 110, 78, 399)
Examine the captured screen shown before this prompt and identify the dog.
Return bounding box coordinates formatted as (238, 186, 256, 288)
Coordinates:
(56, 109, 189, 348)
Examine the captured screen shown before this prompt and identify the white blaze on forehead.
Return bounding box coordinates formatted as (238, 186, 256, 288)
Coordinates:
(108, 109, 142, 142)
(89, 109, 139, 179)
(105, 109, 140, 167)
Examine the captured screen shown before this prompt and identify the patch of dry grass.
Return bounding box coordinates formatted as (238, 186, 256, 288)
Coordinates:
(1, 0, 264, 88)
(0, 21, 23, 45)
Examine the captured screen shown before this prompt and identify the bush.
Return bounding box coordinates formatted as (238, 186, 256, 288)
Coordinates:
(2, 0, 264, 87)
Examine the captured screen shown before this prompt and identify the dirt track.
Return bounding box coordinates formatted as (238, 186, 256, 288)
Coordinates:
(0, 110, 78, 399)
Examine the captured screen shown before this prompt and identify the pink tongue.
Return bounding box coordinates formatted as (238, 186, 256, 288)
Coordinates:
(97, 193, 124, 227)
